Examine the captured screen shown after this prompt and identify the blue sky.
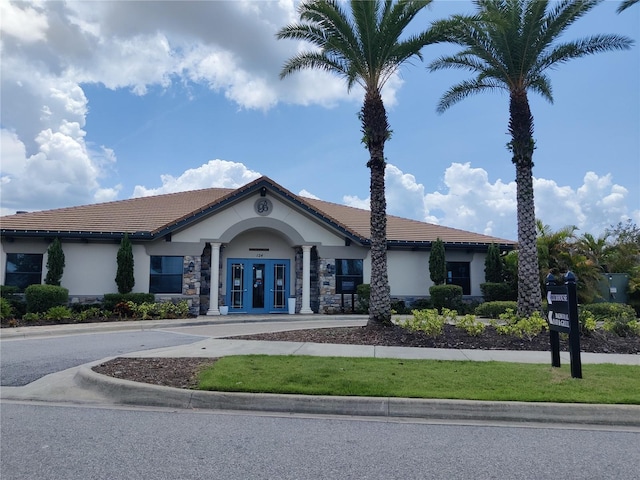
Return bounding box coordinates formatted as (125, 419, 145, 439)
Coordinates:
(1, 0, 638, 241)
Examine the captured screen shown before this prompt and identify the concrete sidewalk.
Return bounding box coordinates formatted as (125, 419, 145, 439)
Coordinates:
(2, 315, 639, 427)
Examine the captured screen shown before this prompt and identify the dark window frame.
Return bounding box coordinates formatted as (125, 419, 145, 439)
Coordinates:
(446, 261, 471, 295)
(5, 253, 43, 290)
(335, 259, 364, 294)
(149, 256, 183, 294)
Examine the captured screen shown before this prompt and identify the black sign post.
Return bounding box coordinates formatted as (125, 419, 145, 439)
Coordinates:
(545, 272, 582, 379)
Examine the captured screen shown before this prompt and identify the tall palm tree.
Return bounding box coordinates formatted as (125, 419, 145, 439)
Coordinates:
(277, 0, 437, 325)
(429, 0, 633, 317)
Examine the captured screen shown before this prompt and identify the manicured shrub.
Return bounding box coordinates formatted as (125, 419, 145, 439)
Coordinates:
(45, 305, 73, 321)
(24, 284, 68, 313)
(455, 314, 486, 336)
(400, 308, 446, 337)
(75, 306, 105, 321)
(1, 285, 20, 298)
(45, 238, 65, 286)
(429, 238, 446, 285)
(115, 233, 135, 294)
(355, 283, 370, 314)
(429, 284, 462, 312)
(578, 309, 597, 335)
(480, 282, 515, 302)
(475, 301, 518, 319)
(491, 309, 548, 341)
(0, 285, 26, 317)
(1, 298, 13, 320)
(22, 312, 42, 322)
(410, 298, 431, 310)
(484, 243, 503, 283)
(581, 302, 637, 321)
(390, 299, 408, 314)
(102, 293, 155, 310)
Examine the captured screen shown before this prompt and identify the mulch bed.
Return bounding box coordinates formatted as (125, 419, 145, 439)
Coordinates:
(92, 324, 639, 390)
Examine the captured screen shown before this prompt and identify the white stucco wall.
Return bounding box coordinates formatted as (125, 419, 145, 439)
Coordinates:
(387, 250, 432, 296)
(54, 242, 150, 296)
(172, 195, 346, 246)
(1, 239, 150, 297)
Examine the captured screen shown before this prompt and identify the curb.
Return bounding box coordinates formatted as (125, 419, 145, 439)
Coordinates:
(76, 367, 640, 427)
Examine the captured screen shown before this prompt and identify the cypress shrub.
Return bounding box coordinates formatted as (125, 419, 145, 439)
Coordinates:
(355, 283, 370, 314)
(45, 238, 65, 286)
(25, 284, 68, 313)
(429, 238, 446, 285)
(484, 243, 503, 283)
(115, 233, 135, 294)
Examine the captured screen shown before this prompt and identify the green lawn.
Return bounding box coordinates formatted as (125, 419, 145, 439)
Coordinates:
(197, 355, 640, 404)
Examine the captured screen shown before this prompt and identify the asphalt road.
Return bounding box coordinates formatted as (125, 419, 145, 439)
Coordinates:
(0, 330, 205, 386)
(2, 402, 638, 480)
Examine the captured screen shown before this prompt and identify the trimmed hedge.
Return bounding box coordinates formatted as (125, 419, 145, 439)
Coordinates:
(25, 284, 69, 313)
(581, 302, 637, 321)
(103, 293, 155, 310)
(429, 284, 463, 312)
(475, 301, 518, 319)
(480, 282, 515, 302)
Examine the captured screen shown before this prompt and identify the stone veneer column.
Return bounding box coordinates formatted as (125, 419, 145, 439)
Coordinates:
(206, 242, 221, 316)
(300, 245, 313, 314)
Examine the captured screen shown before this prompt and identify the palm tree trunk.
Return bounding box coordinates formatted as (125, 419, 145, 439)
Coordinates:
(362, 88, 391, 325)
(509, 89, 542, 317)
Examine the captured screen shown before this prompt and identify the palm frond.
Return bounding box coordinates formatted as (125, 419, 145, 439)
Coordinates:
(535, 34, 635, 72)
(437, 78, 505, 113)
(617, 0, 639, 13)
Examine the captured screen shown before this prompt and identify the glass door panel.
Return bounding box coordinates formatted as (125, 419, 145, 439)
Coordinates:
(230, 263, 245, 309)
(252, 264, 265, 309)
(272, 263, 286, 309)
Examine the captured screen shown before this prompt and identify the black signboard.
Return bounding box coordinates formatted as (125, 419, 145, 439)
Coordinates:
(545, 272, 582, 379)
(546, 286, 571, 333)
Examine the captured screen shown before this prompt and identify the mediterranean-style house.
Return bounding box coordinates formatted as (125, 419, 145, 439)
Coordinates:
(1, 176, 516, 315)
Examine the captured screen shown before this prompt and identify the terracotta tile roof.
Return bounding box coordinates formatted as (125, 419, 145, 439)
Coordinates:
(302, 197, 514, 246)
(0, 188, 235, 236)
(0, 176, 515, 246)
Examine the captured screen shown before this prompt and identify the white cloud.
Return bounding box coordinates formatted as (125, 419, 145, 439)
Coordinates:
(0, 0, 359, 213)
(342, 162, 636, 240)
(299, 189, 320, 200)
(0, 124, 119, 212)
(0, 1, 48, 43)
(131, 160, 262, 197)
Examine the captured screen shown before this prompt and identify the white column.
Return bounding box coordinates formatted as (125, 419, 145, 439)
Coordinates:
(300, 245, 313, 314)
(207, 242, 221, 316)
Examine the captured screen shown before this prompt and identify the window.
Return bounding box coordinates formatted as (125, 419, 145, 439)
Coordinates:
(335, 259, 363, 294)
(150, 256, 183, 294)
(5, 253, 43, 290)
(446, 262, 470, 295)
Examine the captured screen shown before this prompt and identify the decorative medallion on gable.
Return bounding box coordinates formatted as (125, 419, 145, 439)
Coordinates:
(254, 198, 273, 216)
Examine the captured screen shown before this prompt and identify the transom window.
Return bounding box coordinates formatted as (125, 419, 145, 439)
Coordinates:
(5, 253, 43, 290)
(149, 256, 183, 294)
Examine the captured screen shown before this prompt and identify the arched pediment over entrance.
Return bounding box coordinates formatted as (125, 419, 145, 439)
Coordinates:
(218, 217, 307, 246)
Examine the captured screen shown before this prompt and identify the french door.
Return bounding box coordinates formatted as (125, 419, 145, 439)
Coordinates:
(227, 259, 289, 313)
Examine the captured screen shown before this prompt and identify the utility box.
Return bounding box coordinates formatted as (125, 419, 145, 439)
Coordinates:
(598, 273, 629, 304)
